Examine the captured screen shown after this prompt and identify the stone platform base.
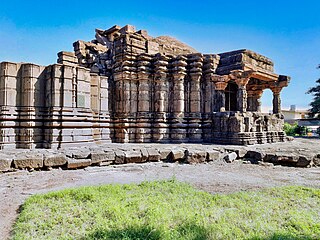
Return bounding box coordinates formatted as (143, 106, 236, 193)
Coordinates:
(1, 138, 319, 173)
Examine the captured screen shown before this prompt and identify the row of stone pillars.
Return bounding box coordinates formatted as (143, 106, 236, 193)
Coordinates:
(211, 71, 284, 114)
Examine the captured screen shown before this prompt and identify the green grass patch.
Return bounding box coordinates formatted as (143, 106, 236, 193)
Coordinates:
(12, 180, 320, 240)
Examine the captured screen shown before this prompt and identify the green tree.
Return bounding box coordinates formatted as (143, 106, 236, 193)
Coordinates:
(283, 122, 299, 136)
(307, 65, 320, 118)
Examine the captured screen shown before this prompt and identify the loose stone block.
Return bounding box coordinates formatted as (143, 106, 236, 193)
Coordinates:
(168, 149, 185, 161)
(147, 149, 161, 161)
(72, 151, 91, 159)
(185, 150, 206, 164)
(313, 154, 320, 166)
(224, 152, 237, 163)
(67, 158, 91, 169)
(140, 148, 149, 162)
(0, 155, 12, 172)
(44, 154, 67, 167)
(206, 150, 220, 161)
(296, 155, 312, 167)
(114, 150, 126, 164)
(91, 151, 115, 164)
(13, 154, 44, 169)
(158, 149, 171, 160)
(245, 150, 266, 161)
(124, 151, 142, 163)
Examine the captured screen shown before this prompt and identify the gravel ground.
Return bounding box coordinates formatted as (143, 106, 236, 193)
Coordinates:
(1, 158, 320, 239)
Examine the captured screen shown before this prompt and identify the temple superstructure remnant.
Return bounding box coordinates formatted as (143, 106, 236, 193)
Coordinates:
(0, 24, 290, 149)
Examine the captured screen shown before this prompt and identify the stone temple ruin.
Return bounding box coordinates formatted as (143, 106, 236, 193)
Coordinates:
(0, 24, 290, 149)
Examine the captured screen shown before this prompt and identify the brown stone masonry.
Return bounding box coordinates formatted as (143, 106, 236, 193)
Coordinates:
(0, 24, 290, 148)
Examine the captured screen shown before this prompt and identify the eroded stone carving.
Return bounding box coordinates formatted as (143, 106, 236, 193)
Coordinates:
(0, 24, 290, 148)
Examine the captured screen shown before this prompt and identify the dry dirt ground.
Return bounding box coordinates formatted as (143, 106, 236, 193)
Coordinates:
(1, 141, 320, 239)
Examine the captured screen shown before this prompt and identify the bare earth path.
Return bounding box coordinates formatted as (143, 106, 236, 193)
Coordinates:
(1, 160, 319, 239)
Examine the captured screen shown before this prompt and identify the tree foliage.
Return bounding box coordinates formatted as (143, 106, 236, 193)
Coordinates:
(307, 65, 320, 118)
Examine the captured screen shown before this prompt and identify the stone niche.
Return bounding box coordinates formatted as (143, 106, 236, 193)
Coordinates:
(0, 24, 290, 148)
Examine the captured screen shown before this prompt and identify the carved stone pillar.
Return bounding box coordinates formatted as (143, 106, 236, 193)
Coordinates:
(235, 79, 249, 112)
(213, 81, 228, 112)
(153, 54, 169, 142)
(229, 70, 255, 113)
(254, 90, 263, 112)
(271, 87, 282, 114)
(136, 54, 152, 142)
(171, 56, 187, 142)
(188, 60, 203, 142)
(212, 75, 229, 112)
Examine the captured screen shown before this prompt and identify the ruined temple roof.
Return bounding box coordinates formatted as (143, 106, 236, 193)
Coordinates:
(151, 36, 198, 54)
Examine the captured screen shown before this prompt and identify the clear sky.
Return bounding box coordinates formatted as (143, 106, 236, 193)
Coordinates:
(0, 0, 319, 110)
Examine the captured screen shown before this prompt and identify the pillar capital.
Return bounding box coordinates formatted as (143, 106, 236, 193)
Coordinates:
(190, 72, 202, 81)
(270, 86, 282, 95)
(212, 74, 229, 83)
(214, 81, 228, 91)
(137, 71, 149, 80)
(229, 70, 256, 88)
(172, 72, 187, 80)
(229, 69, 256, 79)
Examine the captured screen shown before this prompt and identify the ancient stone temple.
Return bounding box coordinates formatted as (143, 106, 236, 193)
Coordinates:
(0, 24, 290, 149)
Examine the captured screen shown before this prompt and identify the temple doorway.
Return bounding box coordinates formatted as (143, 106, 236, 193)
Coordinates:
(225, 82, 238, 111)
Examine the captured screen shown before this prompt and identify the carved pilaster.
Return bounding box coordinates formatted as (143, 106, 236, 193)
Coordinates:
(112, 53, 135, 143)
(153, 54, 169, 142)
(171, 55, 187, 142)
(203, 56, 219, 115)
(187, 53, 203, 142)
(136, 54, 152, 142)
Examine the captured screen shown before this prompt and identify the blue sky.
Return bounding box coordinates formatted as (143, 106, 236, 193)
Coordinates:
(0, 0, 319, 110)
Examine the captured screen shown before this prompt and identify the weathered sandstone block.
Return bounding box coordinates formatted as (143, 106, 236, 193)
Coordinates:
(44, 154, 67, 167)
(13, 154, 43, 169)
(67, 158, 91, 169)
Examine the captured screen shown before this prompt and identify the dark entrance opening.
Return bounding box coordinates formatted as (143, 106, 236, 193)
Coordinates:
(225, 82, 238, 111)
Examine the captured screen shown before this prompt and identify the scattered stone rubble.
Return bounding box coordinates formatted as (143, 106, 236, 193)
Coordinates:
(1, 139, 319, 172)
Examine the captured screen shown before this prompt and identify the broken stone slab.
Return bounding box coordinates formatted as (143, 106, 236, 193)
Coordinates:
(245, 150, 266, 162)
(296, 155, 313, 167)
(72, 151, 91, 159)
(91, 151, 115, 164)
(140, 148, 149, 162)
(124, 151, 142, 163)
(43, 154, 67, 167)
(114, 150, 126, 164)
(225, 147, 247, 158)
(206, 150, 220, 161)
(13, 154, 43, 169)
(0, 155, 13, 172)
(313, 154, 320, 166)
(67, 158, 91, 169)
(263, 152, 311, 167)
(185, 150, 206, 164)
(224, 152, 237, 163)
(158, 149, 171, 160)
(168, 149, 185, 162)
(147, 149, 161, 161)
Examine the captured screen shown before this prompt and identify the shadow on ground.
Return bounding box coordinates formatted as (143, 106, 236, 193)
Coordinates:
(82, 223, 209, 240)
(82, 224, 314, 240)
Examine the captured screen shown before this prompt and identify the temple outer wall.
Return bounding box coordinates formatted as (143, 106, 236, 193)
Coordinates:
(0, 62, 111, 149)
